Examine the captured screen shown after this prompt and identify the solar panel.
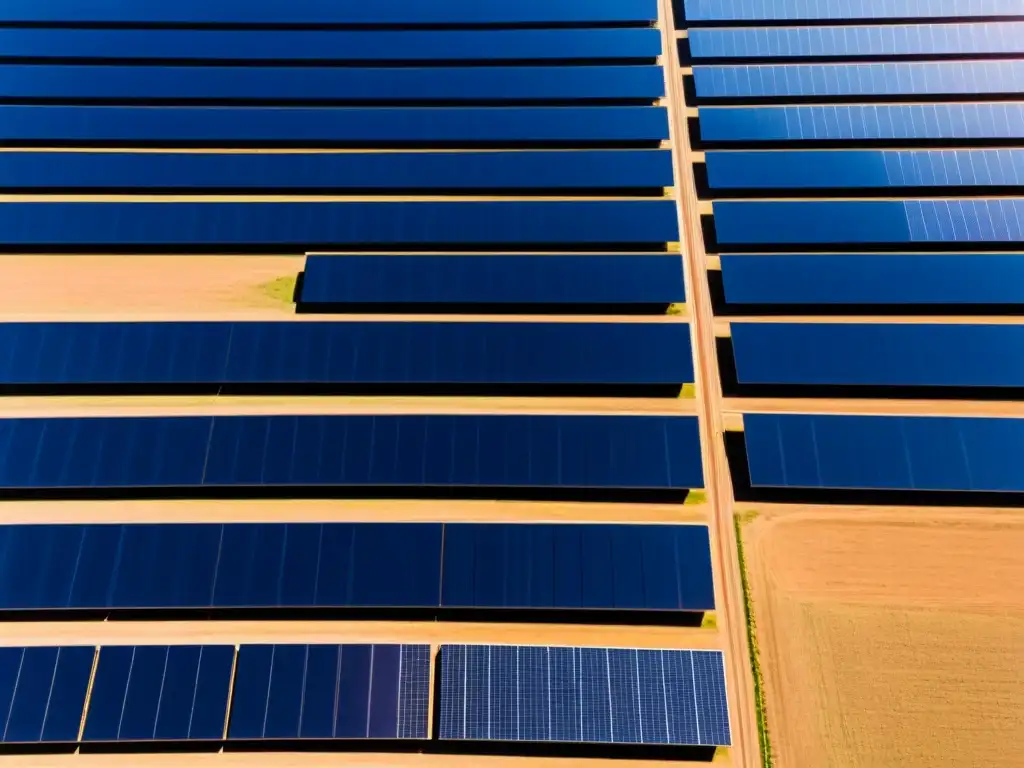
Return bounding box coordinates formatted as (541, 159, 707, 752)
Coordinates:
(438, 644, 731, 747)
(440, 523, 715, 611)
(0, 106, 671, 145)
(689, 23, 1024, 60)
(0, 414, 703, 492)
(0, 646, 93, 744)
(698, 104, 1024, 144)
(720, 254, 1024, 306)
(731, 322, 1024, 388)
(83, 646, 234, 742)
(300, 254, 686, 309)
(683, 0, 1020, 21)
(0, 150, 674, 192)
(0, 201, 680, 247)
(745, 413, 1024, 492)
(712, 200, 1024, 246)
(228, 645, 430, 740)
(0, 28, 662, 62)
(693, 61, 1024, 100)
(0, 321, 693, 392)
(0, 0, 660, 24)
(0, 65, 665, 103)
(705, 150, 1024, 190)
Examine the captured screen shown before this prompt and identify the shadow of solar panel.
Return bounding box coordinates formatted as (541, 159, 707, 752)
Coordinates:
(83, 646, 233, 743)
(0, 414, 702, 495)
(697, 104, 1024, 145)
(228, 645, 430, 741)
(0, 106, 671, 147)
(438, 644, 731, 747)
(0, 321, 693, 395)
(0, 151, 674, 193)
(0, 65, 665, 104)
(0, 646, 93, 744)
(0, 201, 679, 249)
(731, 323, 1024, 390)
(745, 413, 1024, 492)
(0, 0, 659, 24)
(682, 0, 1020, 21)
(441, 523, 715, 611)
(720, 254, 1024, 308)
(299, 254, 685, 312)
(0, 29, 662, 63)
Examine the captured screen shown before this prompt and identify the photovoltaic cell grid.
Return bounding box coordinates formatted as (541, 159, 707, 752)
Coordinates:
(438, 645, 730, 747)
(0, 646, 93, 744)
(683, 0, 1023, 21)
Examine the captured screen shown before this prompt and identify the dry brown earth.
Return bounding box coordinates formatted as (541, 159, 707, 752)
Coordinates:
(742, 506, 1024, 768)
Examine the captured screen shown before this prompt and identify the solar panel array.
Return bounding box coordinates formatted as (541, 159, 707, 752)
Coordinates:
(680, 0, 1024, 497)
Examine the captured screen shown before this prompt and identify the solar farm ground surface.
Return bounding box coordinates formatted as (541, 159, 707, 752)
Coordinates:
(740, 505, 1024, 768)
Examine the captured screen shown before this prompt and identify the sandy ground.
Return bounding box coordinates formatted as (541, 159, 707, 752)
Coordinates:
(724, 398, 1024, 418)
(742, 506, 1024, 768)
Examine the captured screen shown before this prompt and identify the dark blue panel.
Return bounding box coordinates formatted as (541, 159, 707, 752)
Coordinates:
(689, 23, 1024, 59)
(0, 29, 661, 62)
(84, 645, 232, 742)
(438, 645, 731, 747)
(0, 0, 659, 24)
(699, 104, 1024, 143)
(713, 200, 1024, 245)
(683, 0, 1018, 21)
(745, 413, 1024, 492)
(440, 523, 714, 611)
(732, 323, 1024, 388)
(705, 150, 1024, 190)
(720, 254, 1024, 306)
(0, 202, 679, 246)
(694, 62, 1024, 100)
(0, 646, 92, 743)
(0, 151, 673, 191)
(0, 65, 665, 102)
(301, 254, 685, 306)
(0, 106, 670, 144)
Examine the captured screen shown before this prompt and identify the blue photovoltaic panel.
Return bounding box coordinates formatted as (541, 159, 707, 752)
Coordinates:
(301, 254, 686, 306)
(0, 646, 93, 744)
(683, 0, 1020, 21)
(693, 61, 1024, 99)
(689, 23, 1024, 59)
(698, 104, 1024, 143)
(0, 106, 671, 145)
(712, 200, 1024, 245)
(706, 150, 1024, 190)
(745, 413, 1024, 492)
(441, 523, 714, 611)
(0, 321, 694, 388)
(720, 254, 1024, 306)
(0, 65, 665, 102)
(0, 0, 659, 24)
(83, 646, 233, 742)
(0, 150, 674, 191)
(0, 523, 444, 611)
(0, 414, 702, 491)
(731, 323, 1024, 388)
(439, 645, 731, 747)
(229, 644, 430, 740)
(0, 29, 662, 62)
(0, 202, 679, 246)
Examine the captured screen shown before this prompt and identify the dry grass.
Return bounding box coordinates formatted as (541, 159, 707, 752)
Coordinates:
(745, 508, 1024, 768)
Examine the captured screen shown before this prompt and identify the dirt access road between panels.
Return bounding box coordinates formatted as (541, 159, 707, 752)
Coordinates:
(742, 506, 1024, 768)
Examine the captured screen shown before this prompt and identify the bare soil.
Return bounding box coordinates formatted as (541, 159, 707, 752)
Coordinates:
(743, 507, 1024, 768)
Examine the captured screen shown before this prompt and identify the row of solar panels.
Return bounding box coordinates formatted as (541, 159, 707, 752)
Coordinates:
(682, 0, 1021, 22)
(0, 150, 675, 192)
(0, 643, 729, 749)
(300, 254, 685, 309)
(0, 321, 693, 392)
(0, 522, 714, 612)
(744, 413, 1024, 493)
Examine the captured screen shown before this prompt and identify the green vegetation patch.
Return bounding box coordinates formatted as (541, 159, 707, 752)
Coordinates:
(258, 275, 297, 304)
